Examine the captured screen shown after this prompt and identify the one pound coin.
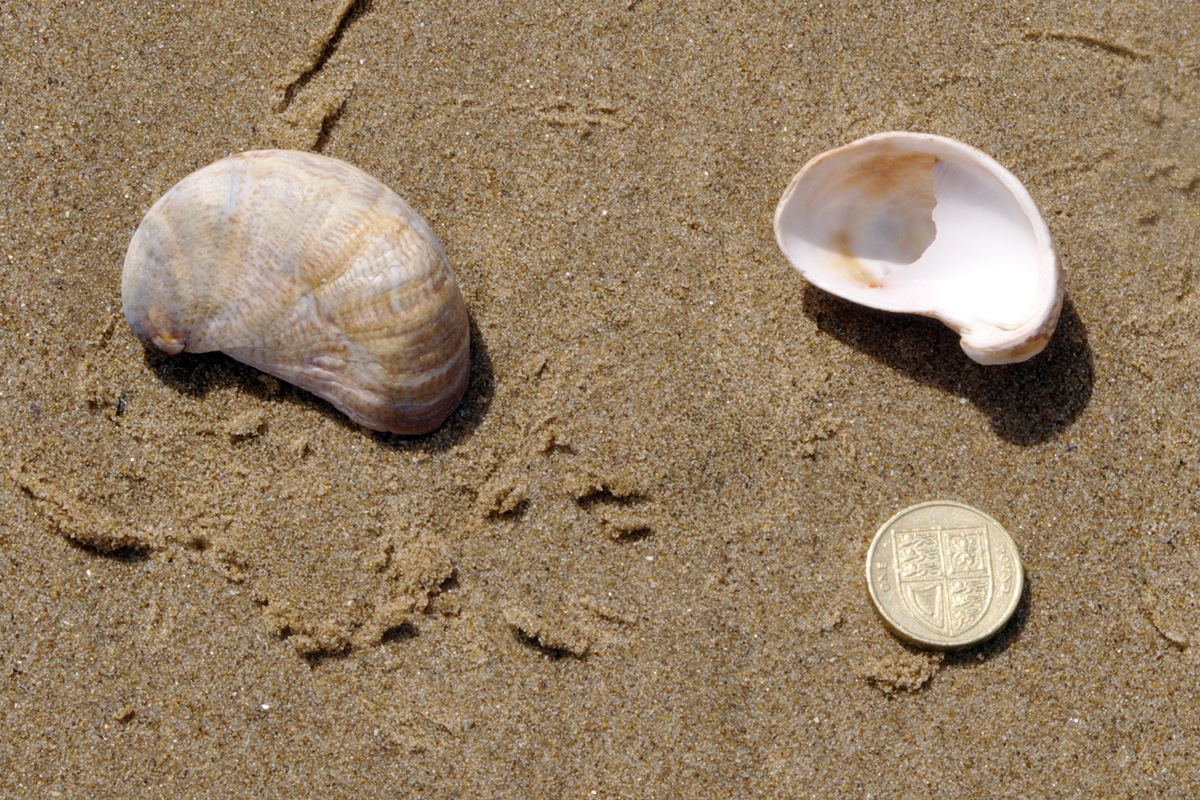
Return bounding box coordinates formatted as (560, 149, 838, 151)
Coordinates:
(866, 501, 1024, 650)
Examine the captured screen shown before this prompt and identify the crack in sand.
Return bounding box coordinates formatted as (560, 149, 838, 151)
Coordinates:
(276, 0, 373, 114)
(312, 93, 350, 153)
(1024, 30, 1150, 62)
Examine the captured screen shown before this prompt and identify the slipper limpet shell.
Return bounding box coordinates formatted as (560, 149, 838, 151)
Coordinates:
(774, 132, 1062, 364)
(122, 149, 470, 434)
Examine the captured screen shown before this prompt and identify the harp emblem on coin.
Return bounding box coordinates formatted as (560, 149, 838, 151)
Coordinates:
(894, 526, 993, 637)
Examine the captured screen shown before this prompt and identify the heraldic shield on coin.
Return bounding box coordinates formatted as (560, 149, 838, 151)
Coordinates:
(866, 501, 1024, 650)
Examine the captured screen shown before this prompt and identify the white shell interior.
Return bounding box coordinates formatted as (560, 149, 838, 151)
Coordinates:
(774, 132, 1061, 364)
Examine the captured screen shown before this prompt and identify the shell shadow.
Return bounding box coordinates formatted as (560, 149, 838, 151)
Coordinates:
(801, 287, 1092, 446)
(143, 316, 493, 450)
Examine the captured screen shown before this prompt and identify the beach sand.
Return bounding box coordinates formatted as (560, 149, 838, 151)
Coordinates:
(3, 0, 1200, 795)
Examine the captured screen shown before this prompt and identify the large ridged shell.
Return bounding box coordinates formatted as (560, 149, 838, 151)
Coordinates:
(774, 132, 1062, 365)
(122, 150, 470, 434)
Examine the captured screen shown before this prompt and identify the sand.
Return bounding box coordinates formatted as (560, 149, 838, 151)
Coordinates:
(3, 0, 1200, 795)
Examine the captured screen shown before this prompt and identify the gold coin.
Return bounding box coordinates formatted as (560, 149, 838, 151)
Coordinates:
(865, 501, 1024, 650)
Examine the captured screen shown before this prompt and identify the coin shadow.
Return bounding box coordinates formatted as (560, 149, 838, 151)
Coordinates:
(142, 315, 493, 451)
(801, 287, 1093, 446)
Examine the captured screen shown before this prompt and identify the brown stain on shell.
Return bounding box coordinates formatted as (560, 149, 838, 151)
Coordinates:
(842, 151, 938, 200)
(821, 151, 939, 286)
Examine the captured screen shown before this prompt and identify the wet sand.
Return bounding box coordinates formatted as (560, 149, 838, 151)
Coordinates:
(3, 0, 1200, 795)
